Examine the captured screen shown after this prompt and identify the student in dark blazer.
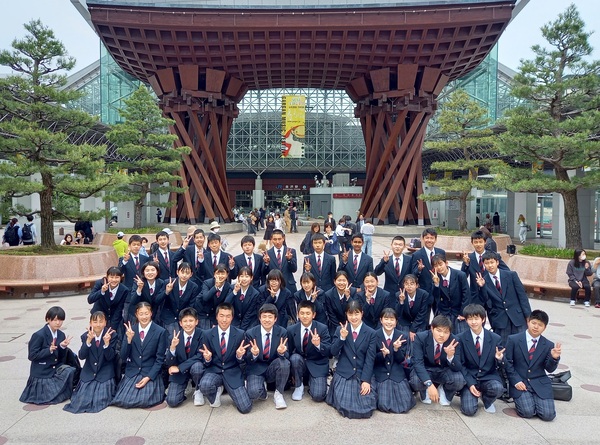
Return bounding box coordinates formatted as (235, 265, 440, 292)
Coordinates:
(326, 300, 377, 419)
(476, 251, 532, 346)
(264, 229, 298, 292)
(372, 308, 416, 413)
(197, 264, 231, 329)
(20, 306, 76, 405)
(395, 274, 433, 342)
(374, 236, 412, 294)
(287, 300, 331, 402)
(119, 235, 151, 291)
(164, 308, 205, 408)
(431, 254, 471, 335)
(229, 235, 268, 289)
(87, 267, 128, 334)
(338, 234, 374, 287)
(244, 304, 291, 409)
(171, 229, 208, 286)
(504, 310, 561, 421)
(127, 261, 165, 324)
(323, 271, 359, 338)
(64, 312, 118, 413)
(153, 230, 177, 280)
(409, 315, 465, 406)
(411, 228, 446, 300)
(294, 272, 328, 326)
(225, 266, 261, 331)
(460, 230, 510, 304)
(112, 302, 167, 409)
(154, 262, 199, 334)
(196, 233, 230, 283)
(457, 304, 505, 416)
(198, 303, 252, 413)
(304, 232, 337, 291)
(355, 272, 392, 330)
(259, 269, 293, 327)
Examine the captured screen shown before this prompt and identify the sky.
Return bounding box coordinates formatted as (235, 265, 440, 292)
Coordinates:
(1, 0, 599, 75)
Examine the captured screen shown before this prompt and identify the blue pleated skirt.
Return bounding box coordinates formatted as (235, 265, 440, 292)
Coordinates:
(373, 378, 416, 414)
(111, 374, 165, 408)
(63, 379, 116, 413)
(19, 365, 75, 405)
(326, 374, 376, 419)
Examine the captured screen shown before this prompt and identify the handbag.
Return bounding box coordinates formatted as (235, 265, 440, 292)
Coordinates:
(548, 370, 572, 401)
(526, 224, 532, 232)
(506, 244, 516, 255)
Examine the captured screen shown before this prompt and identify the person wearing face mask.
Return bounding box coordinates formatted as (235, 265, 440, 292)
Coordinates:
(566, 249, 593, 307)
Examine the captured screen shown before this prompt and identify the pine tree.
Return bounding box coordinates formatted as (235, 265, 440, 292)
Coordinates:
(106, 85, 190, 228)
(496, 4, 600, 249)
(0, 20, 124, 249)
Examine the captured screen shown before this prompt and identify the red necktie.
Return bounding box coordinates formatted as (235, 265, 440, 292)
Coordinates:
(240, 293, 245, 302)
(248, 256, 253, 271)
(353, 255, 358, 273)
(277, 250, 282, 267)
(263, 333, 271, 360)
(179, 289, 183, 297)
(134, 256, 139, 271)
(213, 255, 217, 269)
(140, 330, 145, 341)
(96, 339, 100, 347)
(220, 332, 226, 356)
(317, 255, 322, 272)
(185, 336, 191, 355)
(434, 343, 441, 365)
(395, 257, 400, 277)
(302, 328, 309, 352)
(352, 331, 358, 341)
(478, 255, 484, 272)
(164, 251, 169, 268)
(442, 279, 448, 287)
(409, 299, 414, 309)
(216, 289, 221, 298)
(369, 296, 375, 305)
(529, 339, 537, 361)
(494, 275, 501, 294)
(149, 287, 154, 295)
(475, 336, 481, 357)
(110, 290, 115, 300)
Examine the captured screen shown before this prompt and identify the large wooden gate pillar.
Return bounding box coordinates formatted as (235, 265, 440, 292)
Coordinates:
(148, 66, 247, 223)
(347, 65, 448, 225)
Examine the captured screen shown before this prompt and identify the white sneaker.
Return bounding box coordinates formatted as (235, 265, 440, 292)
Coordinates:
(274, 390, 287, 409)
(484, 403, 496, 413)
(210, 386, 223, 408)
(259, 382, 268, 400)
(438, 388, 451, 406)
(585, 302, 590, 307)
(292, 384, 304, 401)
(193, 389, 205, 406)
(421, 391, 431, 404)
(570, 300, 576, 306)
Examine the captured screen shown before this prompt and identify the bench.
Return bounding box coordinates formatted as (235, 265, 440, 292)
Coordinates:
(0, 276, 102, 296)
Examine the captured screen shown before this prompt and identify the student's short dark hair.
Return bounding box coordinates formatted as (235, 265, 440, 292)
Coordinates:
(178, 262, 192, 272)
(216, 302, 234, 316)
(324, 222, 334, 230)
(45, 306, 66, 321)
(106, 266, 123, 278)
(351, 233, 364, 242)
(431, 315, 452, 331)
(363, 271, 378, 282)
(392, 235, 406, 244)
(193, 229, 205, 237)
(334, 270, 349, 281)
(470, 230, 486, 241)
(271, 229, 285, 238)
(214, 263, 228, 274)
(90, 311, 106, 322)
(207, 233, 221, 243)
(156, 231, 169, 240)
(259, 303, 278, 317)
(311, 232, 326, 243)
(529, 309, 549, 326)
(179, 307, 198, 321)
(26, 215, 34, 222)
(141, 261, 160, 275)
(463, 304, 487, 320)
(136, 301, 152, 312)
(238, 266, 253, 277)
(128, 234, 142, 244)
(380, 307, 397, 320)
(298, 300, 315, 313)
(266, 269, 286, 288)
(241, 235, 255, 246)
(141, 237, 148, 243)
(403, 274, 418, 284)
(422, 228, 438, 238)
(431, 254, 447, 266)
(345, 299, 363, 314)
(300, 272, 316, 285)
(481, 251, 501, 262)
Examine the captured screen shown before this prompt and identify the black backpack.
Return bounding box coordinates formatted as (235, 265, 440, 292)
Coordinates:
(4, 225, 19, 245)
(21, 223, 33, 242)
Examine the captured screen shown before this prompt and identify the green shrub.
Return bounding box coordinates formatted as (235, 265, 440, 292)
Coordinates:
(520, 245, 600, 259)
(0, 246, 97, 256)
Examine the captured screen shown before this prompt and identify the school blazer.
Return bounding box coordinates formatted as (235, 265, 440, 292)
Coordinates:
(119, 254, 151, 290)
(323, 286, 359, 335)
(355, 287, 393, 330)
(432, 268, 470, 317)
(411, 247, 447, 294)
(338, 253, 374, 288)
(165, 327, 203, 385)
(411, 331, 462, 384)
(461, 252, 510, 304)
(202, 326, 246, 389)
(293, 289, 328, 326)
(374, 254, 412, 294)
(395, 288, 433, 333)
(457, 329, 503, 388)
(287, 321, 331, 378)
(127, 279, 166, 321)
(87, 281, 128, 331)
(154, 249, 177, 280)
(27, 326, 68, 378)
(225, 285, 261, 331)
(154, 280, 199, 327)
(197, 250, 229, 284)
(306, 252, 337, 291)
(373, 327, 408, 383)
(171, 245, 208, 285)
(504, 332, 559, 400)
(229, 253, 268, 289)
(330, 323, 377, 383)
(478, 270, 532, 329)
(266, 246, 298, 291)
(198, 279, 231, 321)
(120, 322, 167, 381)
(244, 324, 290, 376)
(259, 286, 293, 327)
(78, 328, 117, 383)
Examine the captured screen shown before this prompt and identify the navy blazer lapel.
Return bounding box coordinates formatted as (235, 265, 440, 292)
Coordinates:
(480, 331, 494, 364)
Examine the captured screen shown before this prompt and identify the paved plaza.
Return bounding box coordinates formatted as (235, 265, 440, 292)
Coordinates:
(0, 229, 598, 444)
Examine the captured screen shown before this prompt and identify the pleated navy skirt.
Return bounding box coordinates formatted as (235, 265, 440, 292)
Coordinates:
(63, 379, 116, 413)
(373, 378, 416, 414)
(19, 365, 75, 405)
(111, 374, 165, 408)
(326, 374, 376, 419)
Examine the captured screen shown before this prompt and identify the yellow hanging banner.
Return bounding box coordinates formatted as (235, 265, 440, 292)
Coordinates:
(281, 95, 306, 158)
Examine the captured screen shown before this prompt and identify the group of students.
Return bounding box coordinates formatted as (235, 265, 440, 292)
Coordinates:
(20, 226, 562, 421)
